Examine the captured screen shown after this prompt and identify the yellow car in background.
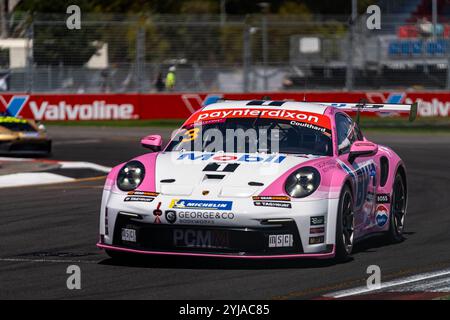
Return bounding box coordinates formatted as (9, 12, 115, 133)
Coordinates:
(0, 116, 51, 156)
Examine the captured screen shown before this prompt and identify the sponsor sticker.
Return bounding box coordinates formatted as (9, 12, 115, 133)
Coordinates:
(317, 160, 336, 172)
(124, 191, 159, 203)
(177, 211, 235, 225)
(309, 236, 325, 245)
(376, 194, 390, 204)
(310, 216, 325, 226)
(0, 116, 28, 124)
(177, 152, 286, 164)
(375, 204, 389, 227)
(173, 229, 230, 248)
(309, 227, 325, 234)
(128, 191, 159, 197)
(289, 120, 331, 134)
(153, 202, 163, 224)
(28, 100, 135, 120)
(121, 228, 137, 242)
(184, 108, 331, 131)
(252, 196, 290, 201)
(268, 234, 294, 248)
(253, 201, 292, 209)
(22, 132, 40, 138)
(170, 199, 233, 211)
(165, 210, 177, 224)
(124, 196, 155, 203)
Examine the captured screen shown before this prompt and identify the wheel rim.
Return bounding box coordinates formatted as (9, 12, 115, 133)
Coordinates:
(341, 191, 354, 253)
(392, 178, 406, 235)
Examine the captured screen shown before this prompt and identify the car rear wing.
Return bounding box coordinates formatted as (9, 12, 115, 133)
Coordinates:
(316, 102, 418, 122)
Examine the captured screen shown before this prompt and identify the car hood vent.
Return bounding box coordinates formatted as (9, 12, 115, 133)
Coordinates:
(203, 174, 226, 181)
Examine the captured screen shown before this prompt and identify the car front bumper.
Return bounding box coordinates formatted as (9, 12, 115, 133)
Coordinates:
(98, 190, 340, 259)
(0, 138, 51, 154)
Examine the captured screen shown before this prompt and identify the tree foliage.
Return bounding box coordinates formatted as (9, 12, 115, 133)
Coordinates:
(13, 0, 367, 66)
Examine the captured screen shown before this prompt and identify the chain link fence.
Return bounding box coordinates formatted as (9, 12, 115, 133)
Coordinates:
(0, 12, 449, 93)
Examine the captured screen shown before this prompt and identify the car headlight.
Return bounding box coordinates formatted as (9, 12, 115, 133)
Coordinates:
(117, 161, 145, 191)
(37, 122, 46, 132)
(285, 167, 321, 198)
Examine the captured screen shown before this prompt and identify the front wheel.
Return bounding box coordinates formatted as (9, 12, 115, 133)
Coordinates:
(335, 185, 355, 261)
(386, 173, 407, 243)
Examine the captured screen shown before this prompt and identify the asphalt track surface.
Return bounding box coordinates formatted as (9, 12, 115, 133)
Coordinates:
(0, 126, 449, 299)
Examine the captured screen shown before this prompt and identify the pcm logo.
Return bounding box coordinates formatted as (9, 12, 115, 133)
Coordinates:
(173, 229, 229, 248)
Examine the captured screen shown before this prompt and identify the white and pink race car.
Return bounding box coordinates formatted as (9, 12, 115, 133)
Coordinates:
(97, 99, 416, 261)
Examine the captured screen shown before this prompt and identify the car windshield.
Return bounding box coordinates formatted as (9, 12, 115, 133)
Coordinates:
(0, 119, 36, 132)
(166, 117, 333, 156)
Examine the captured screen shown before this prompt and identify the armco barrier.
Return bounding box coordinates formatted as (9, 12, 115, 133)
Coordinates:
(1, 92, 449, 121)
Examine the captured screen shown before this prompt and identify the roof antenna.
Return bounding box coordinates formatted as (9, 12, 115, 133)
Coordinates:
(356, 98, 367, 125)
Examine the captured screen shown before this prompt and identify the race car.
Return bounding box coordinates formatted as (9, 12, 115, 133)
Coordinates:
(0, 115, 51, 155)
(97, 99, 415, 261)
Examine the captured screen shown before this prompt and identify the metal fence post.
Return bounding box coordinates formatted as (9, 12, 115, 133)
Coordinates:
(26, 20, 34, 93)
(447, 40, 450, 90)
(262, 15, 268, 91)
(135, 26, 145, 93)
(0, 0, 8, 38)
(345, 0, 357, 91)
(432, 0, 437, 40)
(242, 25, 251, 92)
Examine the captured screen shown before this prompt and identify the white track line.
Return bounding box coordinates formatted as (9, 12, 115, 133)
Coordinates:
(0, 157, 112, 174)
(325, 268, 450, 298)
(0, 156, 29, 161)
(0, 159, 111, 188)
(0, 172, 74, 188)
(0, 157, 112, 173)
(59, 161, 111, 173)
(0, 257, 98, 264)
(397, 276, 450, 292)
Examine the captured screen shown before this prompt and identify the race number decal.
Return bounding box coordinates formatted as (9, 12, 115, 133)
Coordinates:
(181, 128, 200, 142)
(203, 162, 240, 172)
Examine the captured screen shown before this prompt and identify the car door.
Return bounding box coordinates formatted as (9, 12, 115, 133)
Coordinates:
(335, 113, 377, 237)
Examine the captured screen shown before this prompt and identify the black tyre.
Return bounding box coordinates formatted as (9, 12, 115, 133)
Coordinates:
(386, 173, 407, 243)
(45, 141, 52, 156)
(335, 184, 355, 261)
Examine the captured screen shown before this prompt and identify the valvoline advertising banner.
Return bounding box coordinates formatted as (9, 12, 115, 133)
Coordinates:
(1, 91, 450, 121)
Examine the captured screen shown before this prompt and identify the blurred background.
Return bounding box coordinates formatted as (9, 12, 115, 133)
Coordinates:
(0, 0, 449, 93)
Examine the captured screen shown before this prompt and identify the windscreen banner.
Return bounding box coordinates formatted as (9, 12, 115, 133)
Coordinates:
(0, 92, 449, 121)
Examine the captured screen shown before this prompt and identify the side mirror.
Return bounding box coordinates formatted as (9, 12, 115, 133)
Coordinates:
(141, 134, 162, 152)
(348, 141, 378, 163)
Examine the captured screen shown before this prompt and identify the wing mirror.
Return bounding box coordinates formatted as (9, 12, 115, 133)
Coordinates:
(141, 134, 162, 152)
(348, 141, 378, 163)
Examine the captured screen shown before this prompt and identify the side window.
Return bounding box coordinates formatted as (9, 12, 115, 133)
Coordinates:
(336, 113, 359, 155)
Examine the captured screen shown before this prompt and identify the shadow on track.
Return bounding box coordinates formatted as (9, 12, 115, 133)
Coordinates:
(352, 231, 415, 254)
(98, 254, 352, 270)
(97, 232, 414, 270)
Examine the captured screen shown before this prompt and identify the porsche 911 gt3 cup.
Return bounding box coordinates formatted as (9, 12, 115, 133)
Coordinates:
(0, 115, 51, 155)
(97, 99, 415, 260)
